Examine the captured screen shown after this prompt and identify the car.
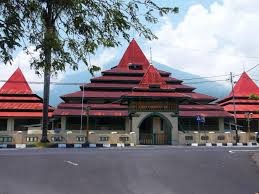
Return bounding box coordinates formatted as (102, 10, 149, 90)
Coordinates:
(257, 132, 259, 143)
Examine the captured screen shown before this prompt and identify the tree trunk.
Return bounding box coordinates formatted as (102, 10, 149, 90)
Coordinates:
(41, 64, 51, 143)
(41, 0, 52, 143)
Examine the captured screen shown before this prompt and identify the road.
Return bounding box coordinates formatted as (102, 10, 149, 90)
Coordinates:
(0, 146, 258, 194)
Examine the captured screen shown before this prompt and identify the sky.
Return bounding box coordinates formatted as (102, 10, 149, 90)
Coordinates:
(1, 0, 259, 93)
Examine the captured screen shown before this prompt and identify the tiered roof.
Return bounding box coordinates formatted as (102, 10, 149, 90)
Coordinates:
(0, 68, 54, 117)
(54, 39, 230, 118)
(219, 72, 259, 118)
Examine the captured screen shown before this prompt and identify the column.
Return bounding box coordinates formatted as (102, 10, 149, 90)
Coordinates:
(61, 116, 67, 131)
(219, 118, 224, 132)
(125, 117, 130, 133)
(170, 116, 179, 145)
(7, 118, 14, 133)
(131, 116, 141, 145)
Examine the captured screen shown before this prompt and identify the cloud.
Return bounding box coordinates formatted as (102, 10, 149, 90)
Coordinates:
(0, 47, 69, 93)
(150, 0, 259, 84)
(0, 47, 117, 94)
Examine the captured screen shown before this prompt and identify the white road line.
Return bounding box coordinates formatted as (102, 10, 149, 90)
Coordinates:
(64, 160, 79, 166)
(229, 150, 259, 154)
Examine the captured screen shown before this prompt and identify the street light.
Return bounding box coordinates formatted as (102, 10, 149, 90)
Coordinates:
(85, 106, 91, 143)
(245, 112, 253, 142)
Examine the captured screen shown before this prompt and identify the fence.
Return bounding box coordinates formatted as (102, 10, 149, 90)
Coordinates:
(179, 131, 258, 144)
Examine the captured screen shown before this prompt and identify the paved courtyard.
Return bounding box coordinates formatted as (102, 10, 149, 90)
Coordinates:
(0, 146, 258, 194)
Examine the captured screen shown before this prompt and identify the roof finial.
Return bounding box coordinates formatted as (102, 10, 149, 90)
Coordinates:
(243, 64, 245, 72)
(149, 46, 153, 65)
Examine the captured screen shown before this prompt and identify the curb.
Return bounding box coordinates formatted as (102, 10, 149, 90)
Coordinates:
(187, 143, 259, 147)
(0, 143, 135, 149)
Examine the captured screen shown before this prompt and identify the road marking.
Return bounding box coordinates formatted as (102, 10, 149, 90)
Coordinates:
(64, 160, 79, 166)
(229, 150, 259, 154)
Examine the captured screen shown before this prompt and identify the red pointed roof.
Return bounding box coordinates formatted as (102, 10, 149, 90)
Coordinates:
(0, 68, 32, 94)
(117, 39, 150, 69)
(229, 72, 259, 97)
(219, 72, 259, 119)
(138, 65, 167, 89)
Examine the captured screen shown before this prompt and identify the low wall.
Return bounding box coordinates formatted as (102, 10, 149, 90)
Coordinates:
(179, 131, 258, 144)
(0, 130, 136, 145)
(0, 130, 257, 145)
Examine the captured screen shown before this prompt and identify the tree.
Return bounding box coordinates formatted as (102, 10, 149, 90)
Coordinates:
(0, 0, 178, 142)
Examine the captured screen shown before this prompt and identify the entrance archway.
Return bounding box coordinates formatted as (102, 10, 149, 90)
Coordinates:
(138, 113, 172, 145)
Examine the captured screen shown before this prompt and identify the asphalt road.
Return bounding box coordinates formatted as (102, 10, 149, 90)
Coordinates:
(0, 147, 258, 194)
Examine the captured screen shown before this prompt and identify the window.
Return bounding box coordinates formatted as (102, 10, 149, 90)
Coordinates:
(51, 136, 63, 142)
(14, 119, 41, 131)
(26, 137, 38, 142)
(201, 136, 209, 141)
(93, 117, 125, 130)
(0, 119, 7, 131)
(218, 135, 225, 141)
(149, 84, 160, 89)
(66, 117, 89, 130)
(99, 136, 109, 141)
(129, 64, 143, 70)
(76, 136, 86, 142)
(119, 136, 129, 142)
(185, 136, 193, 141)
(0, 136, 12, 142)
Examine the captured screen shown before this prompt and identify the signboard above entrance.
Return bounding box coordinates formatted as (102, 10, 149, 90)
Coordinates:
(129, 101, 178, 112)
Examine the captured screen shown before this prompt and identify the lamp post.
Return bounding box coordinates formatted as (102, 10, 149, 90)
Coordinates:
(230, 72, 239, 143)
(245, 112, 253, 142)
(86, 106, 91, 143)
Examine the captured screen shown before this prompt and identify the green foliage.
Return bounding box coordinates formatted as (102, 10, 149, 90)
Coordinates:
(0, 0, 23, 64)
(33, 142, 56, 148)
(249, 94, 259, 100)
(0, 0, 178, 75)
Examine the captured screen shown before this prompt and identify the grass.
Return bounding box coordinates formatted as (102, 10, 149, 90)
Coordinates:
(32, 142, 57, 148)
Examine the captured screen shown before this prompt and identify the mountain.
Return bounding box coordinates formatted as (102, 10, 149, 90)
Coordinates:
(154, 62, 230, 100)
(44, 61, 230, 106)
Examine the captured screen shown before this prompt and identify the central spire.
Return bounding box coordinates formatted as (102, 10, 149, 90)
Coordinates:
(117, 39, 150, 69)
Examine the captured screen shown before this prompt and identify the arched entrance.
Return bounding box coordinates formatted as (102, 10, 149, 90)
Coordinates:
(138, 113, 172, 145)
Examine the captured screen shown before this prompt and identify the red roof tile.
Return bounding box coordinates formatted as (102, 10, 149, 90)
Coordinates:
(235, 114, 259, 119)
(117, 39, 150, 69)
(0, 68, 32, 94)
(179, 104, 225, 111)
(138, 65, 168, 89)
(179, 110, 232, 117)
(84, 83, 137, 89)
(183, 92, 216, 102)
(220, 98, 259, 106)
(0, 112, 52, 117)
(126, 91, 188, 98)
(62, 91, 130, 99)
(0, 96, 41, 101)
(223, 104, 259, 112)
(0, 68, 54, 117)
(53, 109, 128, 117)
(58, 103, 127, 110)
(229, 72, 259, 97)
(0, 102, 55, 111)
